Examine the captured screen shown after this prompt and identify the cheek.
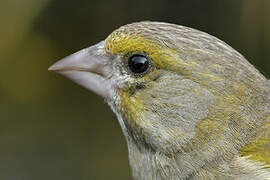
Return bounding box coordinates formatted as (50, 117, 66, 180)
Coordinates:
(136, 78, 217, 153)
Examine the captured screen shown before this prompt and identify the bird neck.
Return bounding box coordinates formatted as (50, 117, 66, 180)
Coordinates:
(126, 139, 270, 180)
(126, 139, 182, 180)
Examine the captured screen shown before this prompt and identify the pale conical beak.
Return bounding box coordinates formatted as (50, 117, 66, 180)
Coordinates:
(48, 41, 115, 100)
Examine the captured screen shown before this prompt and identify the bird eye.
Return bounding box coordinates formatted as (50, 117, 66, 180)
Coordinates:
(127, 54, 151, 75)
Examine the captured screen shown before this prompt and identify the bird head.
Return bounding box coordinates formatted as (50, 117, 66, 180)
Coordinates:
(49, 22, 269, 177)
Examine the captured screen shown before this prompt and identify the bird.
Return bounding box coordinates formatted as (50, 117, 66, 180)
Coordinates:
(49, 21, 270, 180)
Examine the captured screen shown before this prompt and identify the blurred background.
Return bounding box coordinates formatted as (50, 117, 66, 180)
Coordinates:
(0, 0, 269, 179)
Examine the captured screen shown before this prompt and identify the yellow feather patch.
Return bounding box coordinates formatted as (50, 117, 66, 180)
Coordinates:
(119, 90, 144, 124)
(240, 137, 270, 166)
(240, 116, 270, 166)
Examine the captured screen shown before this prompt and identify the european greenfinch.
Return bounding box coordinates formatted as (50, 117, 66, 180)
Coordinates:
(49, 22, 270, 180)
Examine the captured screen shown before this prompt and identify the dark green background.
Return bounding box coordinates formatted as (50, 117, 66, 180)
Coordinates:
(1, 0, 269, 179)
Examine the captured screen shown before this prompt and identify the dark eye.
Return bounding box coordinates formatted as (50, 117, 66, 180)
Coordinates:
(127, 54, 151, 75)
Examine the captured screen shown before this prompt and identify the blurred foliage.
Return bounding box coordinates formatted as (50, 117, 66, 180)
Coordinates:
(0, 0, 269, 180)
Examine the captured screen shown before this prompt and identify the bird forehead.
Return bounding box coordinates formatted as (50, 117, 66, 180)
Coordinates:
(105, 31, 157, 55)
(104, 22, 167, 55)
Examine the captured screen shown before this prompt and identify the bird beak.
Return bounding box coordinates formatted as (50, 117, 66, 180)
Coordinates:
(48, 41, 115, 100)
